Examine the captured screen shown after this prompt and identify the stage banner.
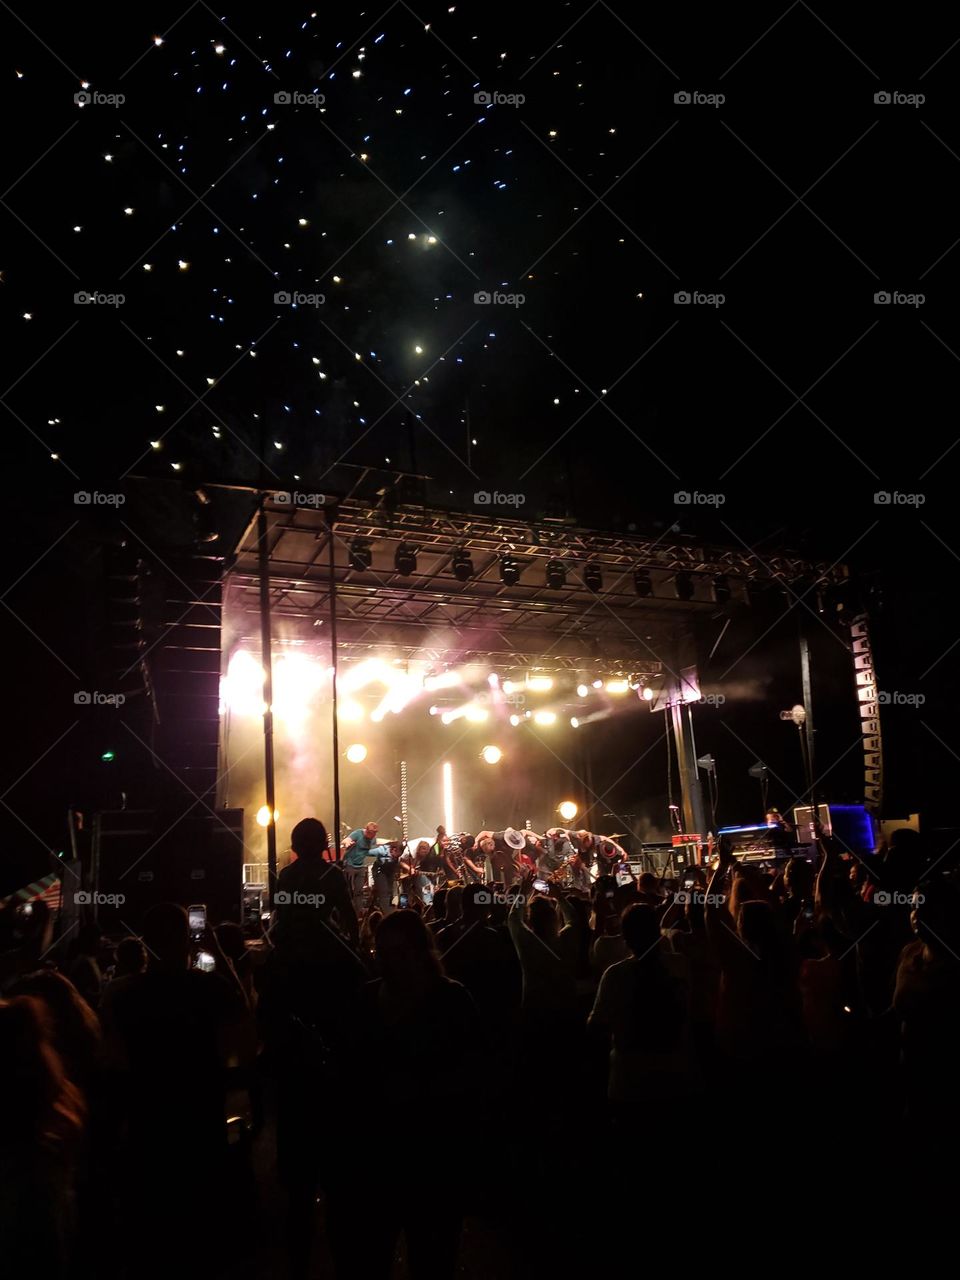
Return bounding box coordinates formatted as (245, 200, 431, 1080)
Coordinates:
(851, 615, 883, 813)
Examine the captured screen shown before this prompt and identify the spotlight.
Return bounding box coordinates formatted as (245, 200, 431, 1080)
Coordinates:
(465, 705, 488, 723)
(570, 717, 580, 728)
(509, 714, 521, 726)
(558, 800, 578, 822)
(583, 561, 603, 592)
(395, 542, 418, 574)
(592, 679, 603, 689)
(526, 675, 553, 692)
(338, 699, 364, 722)
(481, 745, 502, 764)
(349, 537, 373, 571)
(576, 684, 589, 698)
(256, 805, 279, 827)
(499, 555, 521, 586)
(713, 574, 731, 603)
(634, 568, 653, 597)
(642, 686, 655, 702)
(346, 743, 368, 763)
(675, 571, 694, 601)
(452, 548, 473, 581)
(605, 678, 630, 694)
(533, 710, 557, 726)
(546, 559, 565, 589)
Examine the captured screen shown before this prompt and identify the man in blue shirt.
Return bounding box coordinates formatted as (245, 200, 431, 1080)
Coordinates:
(343, 821, 379, 911)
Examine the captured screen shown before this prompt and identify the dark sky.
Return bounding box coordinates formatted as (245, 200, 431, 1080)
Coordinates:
(2, 3, 958, 890)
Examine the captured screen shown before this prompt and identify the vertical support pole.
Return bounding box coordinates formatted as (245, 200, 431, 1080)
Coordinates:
(400, 760, 409, 841)
(671, 698, 708, 839)
(257, 500, 278, 895)
(800, 633, 817, 811)
(327, 510, 341, 862)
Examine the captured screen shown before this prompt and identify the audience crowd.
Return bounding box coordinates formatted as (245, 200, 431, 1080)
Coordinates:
(1, 819, 956, 1278)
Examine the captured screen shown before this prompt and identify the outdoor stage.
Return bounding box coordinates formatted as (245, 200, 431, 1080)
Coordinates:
(214, 482, 851, 883)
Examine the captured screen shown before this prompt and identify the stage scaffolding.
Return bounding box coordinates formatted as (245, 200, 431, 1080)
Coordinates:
(220, 488, 848, 887)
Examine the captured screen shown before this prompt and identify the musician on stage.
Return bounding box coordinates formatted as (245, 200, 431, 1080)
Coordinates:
(373, 839, 404, 914)
(342, 820, 379, 911)
(476, 829, 522, 887)
(456, 834, 485, 883)
(400, 839, 443, 906)
(537, 828, 573, 881)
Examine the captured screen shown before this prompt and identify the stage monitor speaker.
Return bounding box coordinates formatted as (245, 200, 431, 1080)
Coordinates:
(94, 808, 244, 931)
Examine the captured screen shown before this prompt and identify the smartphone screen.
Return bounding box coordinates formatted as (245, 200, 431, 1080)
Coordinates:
(533, 879, 550, 893)
(188, 904, 206, 937)
(194, 951, 215, 972)
(398, 894, 409, 908)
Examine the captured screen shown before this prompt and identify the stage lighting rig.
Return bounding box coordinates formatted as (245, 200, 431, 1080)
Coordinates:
(394, 543, 418, 575)
(545, 559, 566, 589)
(452, 548, 473, 581)
(583, 562, 603, 592)
(499, 555, 521, 585)
(349, 537, 373, 571)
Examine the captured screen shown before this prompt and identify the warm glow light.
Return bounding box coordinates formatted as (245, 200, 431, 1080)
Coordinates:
(338, 698, 365, 722)
(570, 717, 580, 728)
(605, 678, 630, 694)
(502, 679, 520, 695)
(592, 679, 603, 689)
(340, 658, 393, 694)
(222, 650, 267, 717)
(509, 714, 521, 726)
(533, 710, 557, 726)
(442, 762, 454, 835)
(465, 705, 488, 723)
(481, 745, 502, 764)
(273, 652, 324, 723)
(577, 684, 589, 697)
(256, 805, 278, 827)
(424, 670, 462, 692)
(346, 743, 368, 763)
(642, 686, 655, 702)
(558, 800, 578, 822)
(526, 676, 553, 692)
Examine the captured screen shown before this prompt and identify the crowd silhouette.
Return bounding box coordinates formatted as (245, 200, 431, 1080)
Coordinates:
(1, 819, 957, 1278)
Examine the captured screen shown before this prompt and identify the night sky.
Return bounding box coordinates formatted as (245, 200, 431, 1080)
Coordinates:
(3, 4, 958, 890)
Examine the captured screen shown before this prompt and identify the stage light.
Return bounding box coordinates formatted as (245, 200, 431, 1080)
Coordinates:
(442, 762, 454, 835)
(256, 805, 278, 827)
(502, 679, 520, 695)
(481, 745, 502, 764)
(509, 714, 521, 726)
(570, 717, 580, 728)
(583, 562, 603, 592)
(101, 749, 116, 762)
(577, 684, 589, 698)
(465, 705, 488, 723)
(713, 574, 731, 603)
(526, 675, 553, 693)
(634, 568, 653, 597)
(349, 538, 373, 571)
(395, 542, 418, 574)
(558, 800, 578, 822)
(429, 705, 440, 716)
(533, 710, 557, 726)
(675, 571, 694, 601)
(424, 670, 461, 692)
(452, 548, 473, 581)
(593, 679, 603, 689)
(338, 698, 364, 722)
(346, 743, 367, 763)
(642, 686, 655, 702)
(222, 650, 267, 717)
(499, 555, 521, 585)
(545, 559, 565, 589)
(341, 658, 393, 693)
(605, 678, 630, 694)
